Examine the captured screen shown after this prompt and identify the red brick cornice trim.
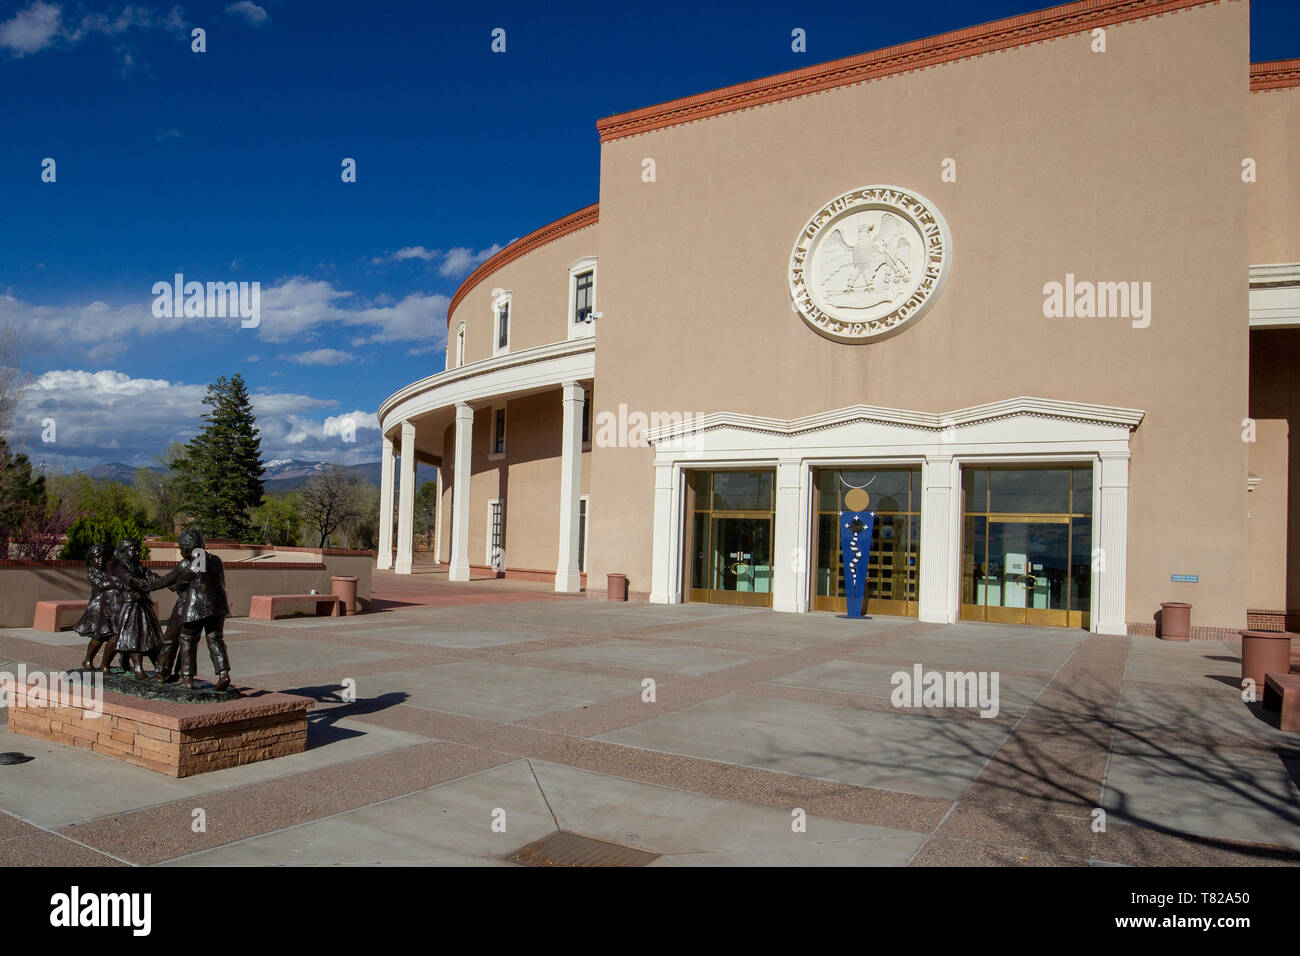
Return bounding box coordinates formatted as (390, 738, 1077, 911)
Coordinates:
(1251, 58, 1300, 92)
(446, 203, 599, 327)
(596, 0, 1219, 142)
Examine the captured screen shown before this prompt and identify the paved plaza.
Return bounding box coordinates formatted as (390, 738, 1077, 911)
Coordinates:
(1, 569, 1298, 866)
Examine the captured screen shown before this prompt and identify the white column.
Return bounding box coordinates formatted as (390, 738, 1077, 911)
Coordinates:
(555, 382, 584, 593)
(1095, 452, 1130, 635)
(448, 402, 474, 582)
(376, 432, 395, 570)
(919, 454, 955, 623)
(432, 466, 442, 568)
(648, 461, 680, 604)
(772, 459, 806, 613)
(395, 421, 416, 575)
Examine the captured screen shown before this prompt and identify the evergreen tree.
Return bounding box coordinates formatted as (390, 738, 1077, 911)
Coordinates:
(175, 375, 265, 540)
(0, 437, 46, 548)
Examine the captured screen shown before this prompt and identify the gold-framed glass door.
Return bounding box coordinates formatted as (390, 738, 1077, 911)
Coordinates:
(961, 465, 1092, 628)
(812, 467, 920, 616)
(685, 471, 774, 608)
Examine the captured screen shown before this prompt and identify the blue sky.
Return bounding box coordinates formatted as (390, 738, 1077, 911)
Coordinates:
(2, 0, 1296, 471)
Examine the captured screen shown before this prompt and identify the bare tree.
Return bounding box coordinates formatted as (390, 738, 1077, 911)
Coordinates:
(0, 320, 28, 439)
(299, 464, 364, 548)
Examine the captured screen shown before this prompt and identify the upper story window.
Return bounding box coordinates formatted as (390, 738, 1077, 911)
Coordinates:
(455, 324, 466, 368)
(492, 292, 511, 356)
(567, 257, 597, 341)
(573, 272, 593, 324)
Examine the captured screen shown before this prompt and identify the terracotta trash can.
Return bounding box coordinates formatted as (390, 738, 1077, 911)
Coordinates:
(1159, 602, 1192, 641)
(607, 573, 628, 602)
(331, 575, 360, 615)
(1240, 629, 1292, 691)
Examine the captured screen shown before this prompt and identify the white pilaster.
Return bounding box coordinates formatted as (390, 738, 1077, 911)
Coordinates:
(432, 466, 442, 568)
(555, 382, 585, 593)
(395, 421, 416, 575)
(376, 432, 395, 570)
(648, 461, 679, 604)
(1095, 452, 1130, 635)
(919, 455, 955, 623)
(772, 459, 806, 613)
(448, 402, 474, 582)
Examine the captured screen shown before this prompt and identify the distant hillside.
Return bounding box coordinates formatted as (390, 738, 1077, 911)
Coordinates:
(80, 459, 438, 492)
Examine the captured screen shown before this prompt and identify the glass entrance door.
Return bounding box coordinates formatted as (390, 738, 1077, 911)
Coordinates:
(709, 516, 772, 605)
(961, 465, 1092, 628)
(685, 471, 775, 608)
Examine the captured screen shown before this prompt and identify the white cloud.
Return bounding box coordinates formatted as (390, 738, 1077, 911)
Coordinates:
(225, 1, 268, 26)
(438, 245, 503, 277)
(11, 368, 377, 471)
(371, 243, 504, 278)
(281, 348, 355, 366)
(0, 2, 190, 58)
(0, 2, 61, 56)
(1, 276, 448, 363)
(155, 128, 183, 142)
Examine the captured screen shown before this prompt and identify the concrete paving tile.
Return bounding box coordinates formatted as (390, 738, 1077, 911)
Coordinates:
(222, 639, 409, 678)
(61, 740, 515, 865)
(0, 715, 430, 829)
(1101, 741, 1300, 849)
(1093, 820, 1300, 866)
(522, 639, 768, 677)
(766, 659, 1047, 715)
(598, 693, 1010, 798)
(158, 759, 554, 866)
(1114, 683, 1299, 751)
(1, 627, 87, 647)
(1122, 639, 1243, 691)
(530, 760, 926, 865)
(360, 660, 639, 722)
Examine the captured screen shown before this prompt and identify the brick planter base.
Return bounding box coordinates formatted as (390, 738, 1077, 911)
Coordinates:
(1, 678, 312, 777)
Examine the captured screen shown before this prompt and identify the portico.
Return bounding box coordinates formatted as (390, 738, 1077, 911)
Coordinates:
(377, 338, 596, 590)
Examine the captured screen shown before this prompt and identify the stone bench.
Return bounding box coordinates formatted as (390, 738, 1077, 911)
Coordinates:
(34, 599, 161, 632)
(249, 593, 344, 621)
(1263, 673, 1300, 734)
(34, 600, 89, 632)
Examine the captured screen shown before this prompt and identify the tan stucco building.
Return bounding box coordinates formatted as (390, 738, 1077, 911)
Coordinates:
(377, 0, 1300, 640)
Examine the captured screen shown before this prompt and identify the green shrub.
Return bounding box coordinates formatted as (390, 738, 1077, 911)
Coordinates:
(60, 515, 152, 561)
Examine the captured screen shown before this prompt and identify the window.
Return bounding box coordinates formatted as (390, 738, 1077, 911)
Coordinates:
(567, 257, 597, 340)
(491, 407, 506, 457)
(455, 324, 465, 368)
(487, 499, 504, 574)
(578, 496, 589, 572)
(581, 387, 592, 446)
(573, 271, 594, 324)
(492, 293, 511, 355)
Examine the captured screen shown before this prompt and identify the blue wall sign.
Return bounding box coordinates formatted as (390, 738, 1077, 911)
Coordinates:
(1170, 573, 1199, 583)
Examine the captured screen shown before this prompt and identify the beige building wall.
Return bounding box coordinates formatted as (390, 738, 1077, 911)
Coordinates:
(1247, 418, 1289, 609)
(1248, 86, 1300, 264)
(448, 223, 598, 366)
(437, 389, 591, 577)
(590, 2, 1251, 627)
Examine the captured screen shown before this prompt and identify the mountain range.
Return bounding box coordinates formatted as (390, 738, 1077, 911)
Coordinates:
(82, 459, 437, 492)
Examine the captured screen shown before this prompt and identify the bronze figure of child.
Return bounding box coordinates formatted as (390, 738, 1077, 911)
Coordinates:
(112, 538, 162, 680)
(74, 544, 122, 671)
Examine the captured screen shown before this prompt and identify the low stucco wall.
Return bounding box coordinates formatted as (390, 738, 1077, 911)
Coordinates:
(0, 552, 372, 628)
